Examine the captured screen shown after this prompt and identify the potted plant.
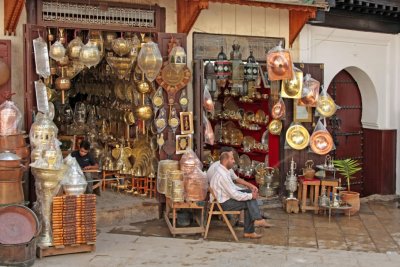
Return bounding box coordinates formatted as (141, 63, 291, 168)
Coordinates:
(333, 158, 362, 215)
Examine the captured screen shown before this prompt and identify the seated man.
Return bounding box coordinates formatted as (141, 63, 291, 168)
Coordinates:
(209, 149, 272, 239)
(71, 140, 99, 194)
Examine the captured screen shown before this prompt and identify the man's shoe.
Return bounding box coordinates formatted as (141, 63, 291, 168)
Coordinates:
(254, 219, 274, 228)
(243, 232, 262, 239)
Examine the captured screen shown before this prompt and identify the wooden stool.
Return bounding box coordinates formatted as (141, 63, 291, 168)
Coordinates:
(320, 179, 339, 199)
(147, 177, 157, 198)
(133, 177, 148, 195)
(298, 176, 320, 214)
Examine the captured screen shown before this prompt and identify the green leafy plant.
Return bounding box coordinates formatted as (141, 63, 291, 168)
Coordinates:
(333, 159, 362, 192)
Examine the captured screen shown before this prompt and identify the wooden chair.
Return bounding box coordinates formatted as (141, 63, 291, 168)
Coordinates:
(204, 188, 240, 242)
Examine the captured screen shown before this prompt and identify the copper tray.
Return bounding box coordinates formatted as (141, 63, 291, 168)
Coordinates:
(0, 205, 39, 244)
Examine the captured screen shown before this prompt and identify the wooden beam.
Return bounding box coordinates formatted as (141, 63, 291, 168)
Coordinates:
(289, 9, 316, 47)
(4, 0, 25, 35)
(177, 0, 209, 34)
(210, 0, 318, 12)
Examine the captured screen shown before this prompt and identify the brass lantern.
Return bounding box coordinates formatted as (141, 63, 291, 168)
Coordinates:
(49, 41, 66, 62)
(230, 43, 244, 82)
(137, 41, 163, 82)
(244, 50, 258, 81)
(67, 37, 83, 61)
(214, 46, 231, 82)
(169, 45, 187, 72)
(79, 40, 100, 69)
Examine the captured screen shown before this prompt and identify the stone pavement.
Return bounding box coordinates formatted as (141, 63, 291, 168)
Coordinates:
(31, 199, 400, 267)
(117, 199, 400, 253)
(33, 231, 400, 267)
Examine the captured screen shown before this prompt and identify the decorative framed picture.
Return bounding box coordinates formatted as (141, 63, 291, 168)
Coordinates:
(74, 135, 85, 150)
(58, 135, 75, 152)
(175, 134, 192, 154)
(293, 101, 312, 122)
(180, 111, 194, 134)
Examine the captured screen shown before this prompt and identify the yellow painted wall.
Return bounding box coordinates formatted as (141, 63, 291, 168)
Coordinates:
(0, 0, 27, 123)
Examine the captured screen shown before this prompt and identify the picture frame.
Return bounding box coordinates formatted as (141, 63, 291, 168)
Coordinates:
(74, 135, 85, 150)
(58, 135, 75, 152)
(175, 134, 192, 154)
(180, 111, 194, 134)
(293, 101, 312, 122)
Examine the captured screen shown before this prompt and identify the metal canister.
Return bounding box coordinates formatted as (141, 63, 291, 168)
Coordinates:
(171, 180, 184, 202)
(157, 160, 179, 194)
(166, 170, 183, 199)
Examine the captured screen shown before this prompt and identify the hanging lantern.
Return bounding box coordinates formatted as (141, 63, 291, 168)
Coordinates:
(204, 60, 216, 80)
(169, 45, 187, 72)
(214, 46, 231, 81)
(79, 40, 100, 69)
(67, 37, 83, 60)
(112, 37, 133, 57)
(49, 41, 66, 62)
(244, 50, 258, 81)
(230, 43, 244, 81)
(137, 41, 163, 82)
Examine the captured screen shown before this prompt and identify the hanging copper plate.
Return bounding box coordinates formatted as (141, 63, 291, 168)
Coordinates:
(271, 101, 286, 119)
(310, 130, 334, 155)
(0, 205, 39, 244)
(266, 51, 293, 81)
(156, 64, 191, 100)
(285, 124, 310, 150)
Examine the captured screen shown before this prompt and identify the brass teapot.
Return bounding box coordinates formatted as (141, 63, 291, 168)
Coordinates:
(302, 160, 315, 179)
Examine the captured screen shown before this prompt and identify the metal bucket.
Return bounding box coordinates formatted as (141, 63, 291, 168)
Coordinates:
(0, 205, 40, 267)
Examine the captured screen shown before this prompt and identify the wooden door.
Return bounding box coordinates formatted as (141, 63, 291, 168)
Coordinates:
(327, 70, 363, 194)
(0, 40, 11, 104)
(23, 24, 47, 130)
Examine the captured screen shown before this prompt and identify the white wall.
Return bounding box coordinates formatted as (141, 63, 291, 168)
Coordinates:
(298, 25, 400, 194)
(0, 0, 27, 124)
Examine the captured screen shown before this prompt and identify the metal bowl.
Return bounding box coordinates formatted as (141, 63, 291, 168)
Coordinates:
(62, 183, 87, 196)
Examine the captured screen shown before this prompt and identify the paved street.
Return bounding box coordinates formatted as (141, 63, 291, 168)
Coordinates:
(30, 198, 400, 267)
(33, 230, 400, 267)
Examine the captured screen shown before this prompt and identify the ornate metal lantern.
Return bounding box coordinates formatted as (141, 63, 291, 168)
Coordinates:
(244, 50, 258, 81)
(137, 41, 163, 82)
(214, 46, 231, 82)
(169, 45, 187, 72)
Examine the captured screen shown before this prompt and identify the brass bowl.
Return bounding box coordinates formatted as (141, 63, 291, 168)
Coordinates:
(135, 105, 153, 121)
(268, 119, 282, 135)
(281, 69, 303, 98)
(106, 56, 134, 79)
(285, 124, 310, 150)
(317, 96, 336, 117)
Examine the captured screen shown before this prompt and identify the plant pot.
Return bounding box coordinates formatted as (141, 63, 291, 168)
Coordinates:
(340, 191, 360, 215)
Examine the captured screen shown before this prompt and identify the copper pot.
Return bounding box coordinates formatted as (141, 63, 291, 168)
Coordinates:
(0, 134, 26, 150)
(0, 166, 24, 205)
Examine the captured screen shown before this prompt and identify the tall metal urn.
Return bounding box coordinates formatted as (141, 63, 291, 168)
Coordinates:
(31, 166, 67, 247)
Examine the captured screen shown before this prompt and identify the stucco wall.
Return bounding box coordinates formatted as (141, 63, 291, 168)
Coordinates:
(0, 0, 27, 125)
(299, 25, 400, 194)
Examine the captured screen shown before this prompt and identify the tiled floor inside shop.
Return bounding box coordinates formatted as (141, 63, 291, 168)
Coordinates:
(107, 199, 400, 253)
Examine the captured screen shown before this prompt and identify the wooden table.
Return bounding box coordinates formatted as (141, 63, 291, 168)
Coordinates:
(164, 197, 205, 237)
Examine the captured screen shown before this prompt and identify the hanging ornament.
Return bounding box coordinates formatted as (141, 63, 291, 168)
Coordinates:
(168, 107, 180, 134)
(112, 36, 133, 57)
(55, 67, 71, 104)
(67, 36, 83, 60)
(49, 40, 66, 62)
(169, 45, 187, 72)
(214, 46, 231, 83)
(79, 40, 100, 69)
(155, 107, 167, 133)
(103, 31, 117, 51)
(137, 41, 163, 82)
(244, 50, 259, 81)
(230, 42, 244, 96)
(179, 89, 189, 111)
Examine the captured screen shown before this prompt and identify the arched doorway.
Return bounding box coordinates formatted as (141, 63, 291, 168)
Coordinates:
(327, 70, 364, 194)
